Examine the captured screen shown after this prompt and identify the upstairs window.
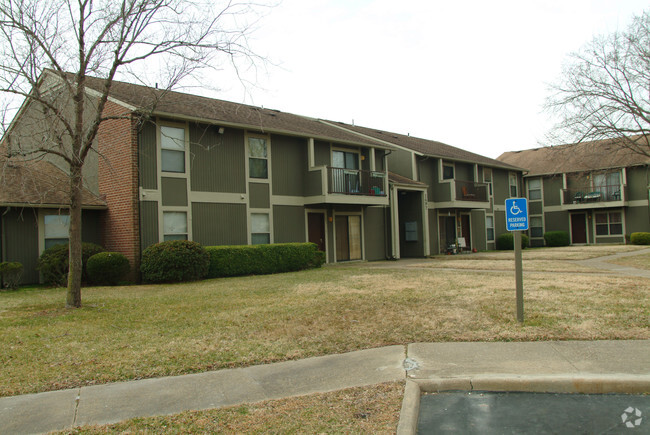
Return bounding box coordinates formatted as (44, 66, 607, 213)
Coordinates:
(249, 137, 268, 179)
(484, 168, 493, 196)
(332, 150, 359, 169)
(161, 126, 186, 173)
(442, 163, 454, 180)
(509, 173, 518, 197)
(528, 178, 542, 200)
(44, 214, 69, 249)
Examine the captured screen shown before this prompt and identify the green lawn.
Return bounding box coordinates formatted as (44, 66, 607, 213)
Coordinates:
(1, 245, 649, 398)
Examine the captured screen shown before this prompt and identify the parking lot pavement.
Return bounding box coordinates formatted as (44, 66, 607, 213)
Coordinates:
(417, 392, 648, 434)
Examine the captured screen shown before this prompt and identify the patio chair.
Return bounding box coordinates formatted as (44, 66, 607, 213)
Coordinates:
(573, 192, 584, 203)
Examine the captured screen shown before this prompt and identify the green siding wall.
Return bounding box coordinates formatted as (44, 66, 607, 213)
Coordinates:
(191, 202, 247, 246)
(189, 124, 246, 193)
(544, 210, 570, 233)
(375, 150, 386, 171)
(494, 210, 507, 239)
(2, 209, 39, 284)
(272, 205, 305, 243)
(627, 166, 649, 201)
(139, 201, 159, 250)
(161, 177, 188, 206)
(361, 148, 370, 171)
(529, 201, 543, 215)
(493, 169, 510, 205)
(625, 205, 650, 234)
(306, 170, 323, 196)
(471, 209, 487, 251)
(428, 210, 438, 254)
(543, 176, 563, 206)
(398, 191, 424, 258)
(138, 121, 157, 190)
(249, 182, 270, 209)
(364, 206, 387, 261)
(314, 141, 330, 166)
(272, 134, 308, 196)
(387, 148, 413, 179)
(455, 162, 473, 181)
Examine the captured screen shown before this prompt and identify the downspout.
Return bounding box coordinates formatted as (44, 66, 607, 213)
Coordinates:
(383, 150, 393, 259)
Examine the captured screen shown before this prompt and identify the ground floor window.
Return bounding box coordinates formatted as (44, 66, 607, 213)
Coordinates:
(251, 213, 270, 244)
(530, 216, 544, 238)
(595, 212, 622, 236)
(163, 211, 188, 241)
(486, 215, 494, 241)
(44, 214, 69, 249)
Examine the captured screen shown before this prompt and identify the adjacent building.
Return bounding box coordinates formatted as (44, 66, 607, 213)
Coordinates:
(498, 139, 650, 246)
(1, 71, 524, 283)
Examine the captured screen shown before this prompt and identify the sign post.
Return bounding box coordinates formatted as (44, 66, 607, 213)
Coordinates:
(505, 198, 528, 323)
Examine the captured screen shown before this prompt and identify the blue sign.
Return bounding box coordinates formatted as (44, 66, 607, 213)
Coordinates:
(505, 198, 529, 231)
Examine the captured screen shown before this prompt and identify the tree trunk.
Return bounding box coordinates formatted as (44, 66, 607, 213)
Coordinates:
(66, 163, 84, 308)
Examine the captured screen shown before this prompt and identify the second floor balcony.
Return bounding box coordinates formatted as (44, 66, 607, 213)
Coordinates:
(563, 184, 625, 206)
(454, 180, 488, 202)
(327, 167, 387, 196)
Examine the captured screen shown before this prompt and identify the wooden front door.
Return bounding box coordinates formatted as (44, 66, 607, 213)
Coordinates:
(307, 213, 326, 253)
(571, 213, 587, 244)
(335, 215, 361, 261)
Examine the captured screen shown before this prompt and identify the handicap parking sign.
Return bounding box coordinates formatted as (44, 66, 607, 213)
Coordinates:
(505, 198, 529, 231)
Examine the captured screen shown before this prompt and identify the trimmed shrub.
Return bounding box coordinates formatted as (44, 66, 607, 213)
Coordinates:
(496, 233, 529, 250)
(544, 231, 570, 247)
(0, 262, 23, 290)
(141, 240, 210, 283)
(36, 243, 105, 286)
(630, 232, 650, 245)
(206, 243, 324, 278)
(87, 252, 131, 286)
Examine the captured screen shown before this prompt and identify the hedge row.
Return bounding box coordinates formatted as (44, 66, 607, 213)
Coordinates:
(140, 241, 325, 283)
(0, 262, 23, 290)
(544, 231, 570, 247)
(496, 233, 530, 250)
(36, 242, 105, 286)
(206, 243, 325, 278)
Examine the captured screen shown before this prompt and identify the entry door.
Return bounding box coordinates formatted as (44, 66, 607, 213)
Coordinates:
(439, 216, 456, 252)
(571, 213, 587, 244)
(307, 213, 326, 253)
(460, 214, 471, 249)
(335, 215, 361, 261)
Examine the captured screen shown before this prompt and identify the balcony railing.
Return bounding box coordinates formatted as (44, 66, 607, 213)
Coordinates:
(327, 167, 387, 196)
(563, 185, 623, 204)
(454, 180, 488, 202)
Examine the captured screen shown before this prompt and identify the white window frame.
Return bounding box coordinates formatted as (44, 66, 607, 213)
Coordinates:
(160, 125, 187, 174)
(483, 167, 493, 198)
(250, 211, 272, 245)
(509, 172, 518, 197)
(486, 215, 495, 242)
(246, 134, 271, 181)
(163, 211, 188, 241)
(528, 178, 542, 201)
(594, 211, 623, 236)
(529, 215, 544, 238)
(442, 162, 455, 181)
(38, 210, 70, 253)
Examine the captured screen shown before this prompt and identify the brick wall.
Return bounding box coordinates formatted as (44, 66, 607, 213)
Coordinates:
(97, 100, 141, 281)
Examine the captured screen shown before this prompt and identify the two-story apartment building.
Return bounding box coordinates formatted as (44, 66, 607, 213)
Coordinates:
(498, 139, 650, 246)
(1, 71, 524, 283)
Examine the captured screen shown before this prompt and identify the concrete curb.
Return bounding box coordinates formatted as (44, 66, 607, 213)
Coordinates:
(396, 375, 650, 435)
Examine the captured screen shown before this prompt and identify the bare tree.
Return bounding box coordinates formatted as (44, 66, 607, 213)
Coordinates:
(0, 0, 268, 307)
(545, 10, 649, 157)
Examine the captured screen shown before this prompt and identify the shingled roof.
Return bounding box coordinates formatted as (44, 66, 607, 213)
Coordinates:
(0, 157, 106, 208)
(321, 121, 522, 171)
(78, 74, 391, 149)
(497, 137, 650, 176)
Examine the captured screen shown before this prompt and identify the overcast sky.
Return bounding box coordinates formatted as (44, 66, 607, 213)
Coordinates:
(212, 0, 648, 159)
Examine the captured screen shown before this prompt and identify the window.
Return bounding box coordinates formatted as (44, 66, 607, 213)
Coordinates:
(530, 216, 543, 238)
(486, 216, 494, 241)
(249, 137, 268, 179)
(443, 163, 454, 180)
(161, 126, 186, 173)
(528, 178, 542, 200)
(484, 168, 493, 196)
(594, 171, 621, 201)
(44, 214, 69, 249)
(332, 150, 359, 169)
(163, 211, 187, 241)
(509, 173, 518, 197)
(251, 213, 270, 244)
(595, 212, 622, 236)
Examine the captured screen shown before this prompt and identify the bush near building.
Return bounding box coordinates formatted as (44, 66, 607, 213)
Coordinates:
(140, 240, 210, 283)
(496, 233, 530, 250)
(0, 262, 23, 290)
(630, 232, 650, 245)
(36, 243, 105, 286)
(87, 252, 131, 286)
(544, 231, 570, 247)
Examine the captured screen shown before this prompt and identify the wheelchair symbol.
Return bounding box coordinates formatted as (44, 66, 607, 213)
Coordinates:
(510, 204, 522, 215)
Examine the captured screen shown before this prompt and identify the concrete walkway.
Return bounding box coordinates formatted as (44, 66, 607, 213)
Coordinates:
(1, 341, 649, 434)
(572, 247, 650, 278)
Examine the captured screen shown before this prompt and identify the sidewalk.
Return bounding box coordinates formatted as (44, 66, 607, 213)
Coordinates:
(1, 340, 649, 434)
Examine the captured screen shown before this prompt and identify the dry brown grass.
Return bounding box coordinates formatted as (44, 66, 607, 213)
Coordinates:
(1, 245, 648, 398)
(59, 382, 404, 434)
(606, 251, 650, 270)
